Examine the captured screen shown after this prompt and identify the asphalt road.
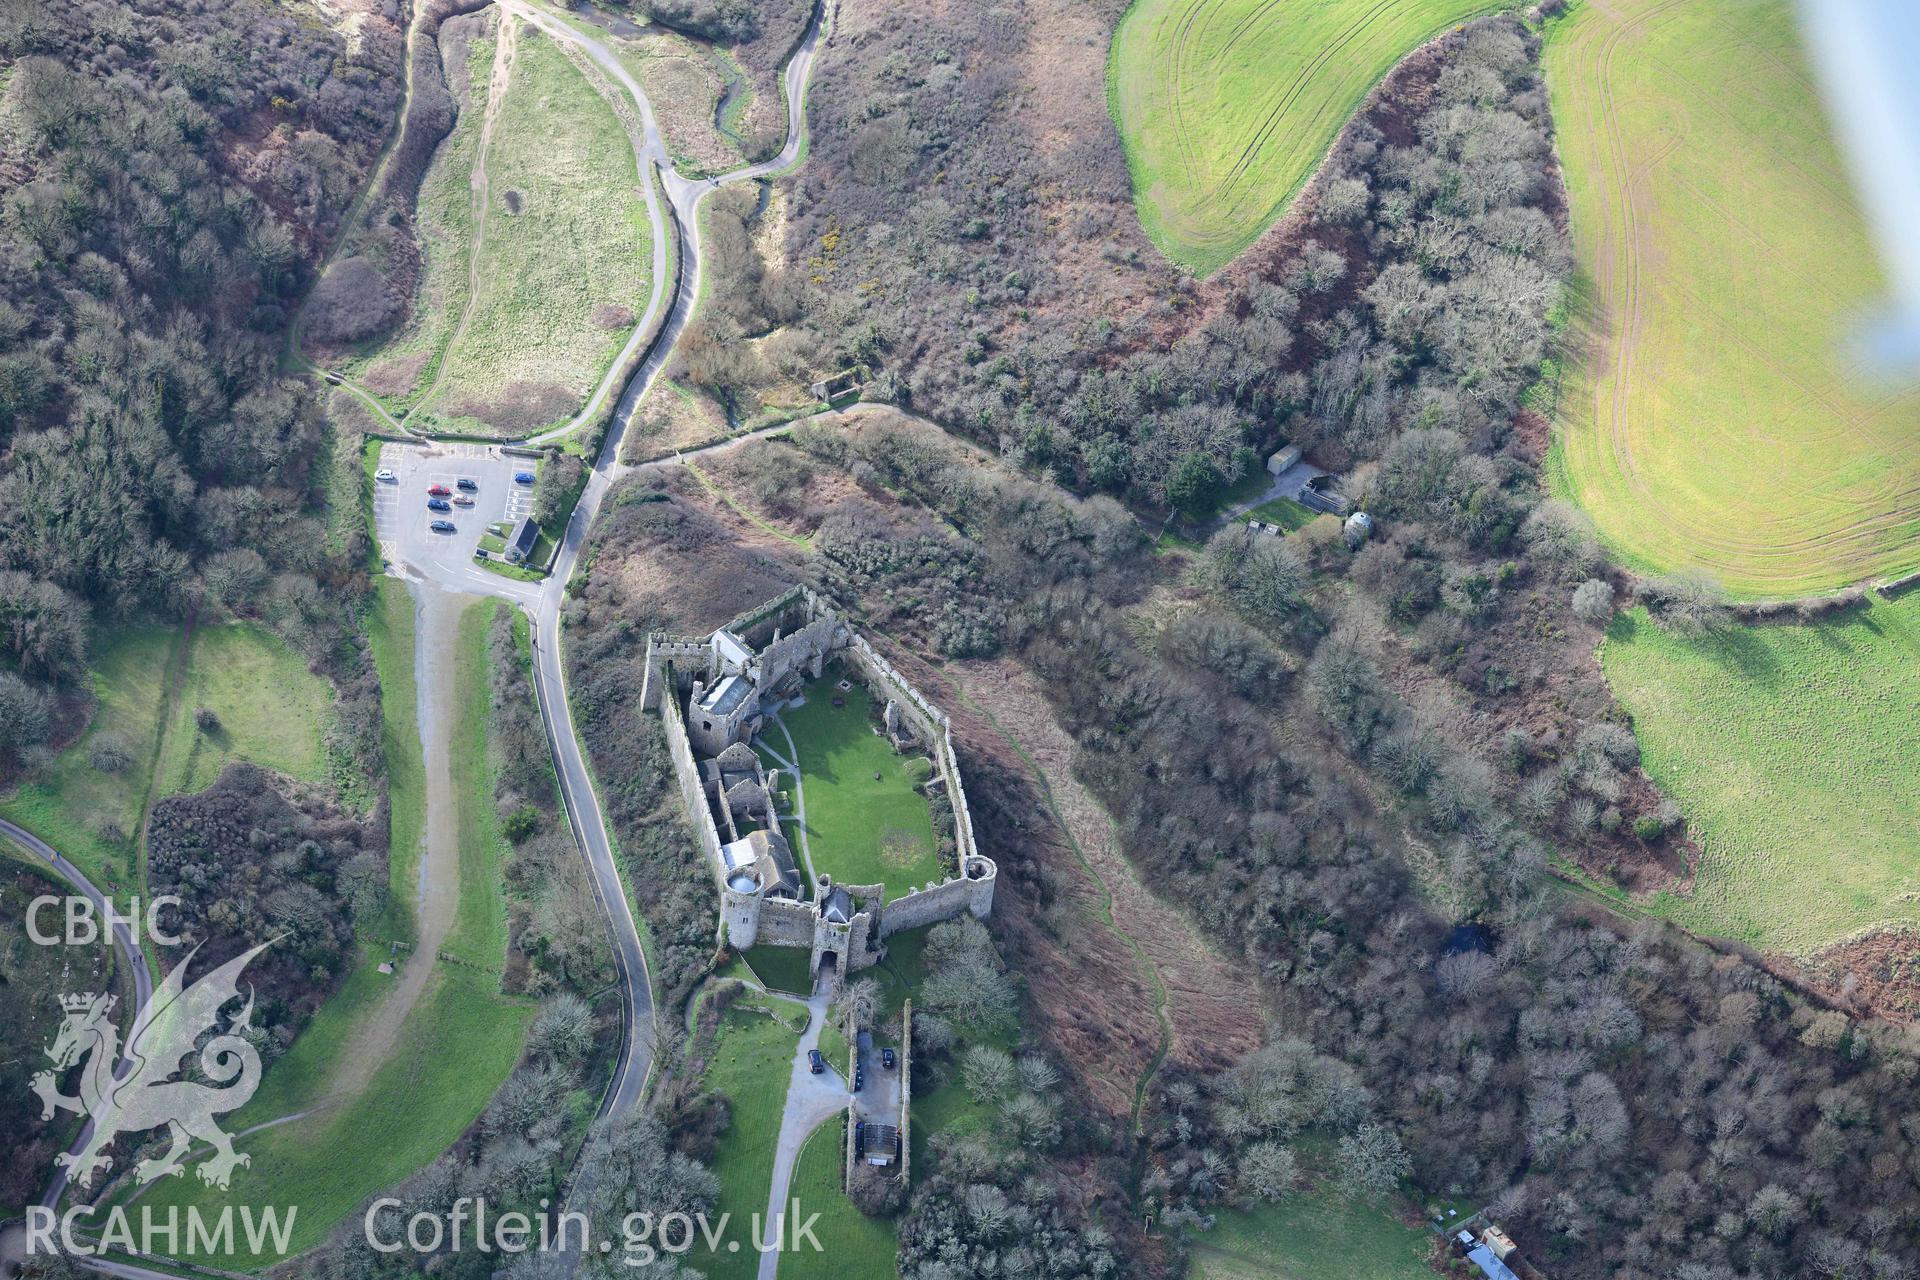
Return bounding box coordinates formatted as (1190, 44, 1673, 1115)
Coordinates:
(1, 818, 154, 1216)
(5, 6, 828, 1277)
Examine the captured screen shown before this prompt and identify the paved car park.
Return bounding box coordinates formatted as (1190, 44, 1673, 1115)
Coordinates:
(373, 441, 542, 596)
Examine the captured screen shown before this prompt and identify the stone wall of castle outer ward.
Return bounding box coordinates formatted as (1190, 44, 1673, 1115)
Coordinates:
(659, 680, 726, 881)
(756, 898, 818, 948)
(877, 858, 996, 936)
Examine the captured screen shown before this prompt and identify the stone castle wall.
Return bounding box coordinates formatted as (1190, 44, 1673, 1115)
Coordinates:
(756, 897, 817, 948)
(878, 860, 996, 937)
(659, 682, 725, 880)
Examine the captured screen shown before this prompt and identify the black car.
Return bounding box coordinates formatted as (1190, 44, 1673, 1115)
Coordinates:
(881, 1048, 897, 1070)
(853, 1069, 864, 1092)
(807, 1049, 825, 1074)
(428, 497, 452, 511)
(456, 477, 478, 491)
(430, 519, 456, 534)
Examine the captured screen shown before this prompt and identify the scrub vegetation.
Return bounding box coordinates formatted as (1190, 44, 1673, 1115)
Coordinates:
(1545, 0, 1920, 595)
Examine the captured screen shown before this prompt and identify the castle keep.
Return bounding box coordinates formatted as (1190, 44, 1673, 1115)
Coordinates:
(641, 587, 995, 980)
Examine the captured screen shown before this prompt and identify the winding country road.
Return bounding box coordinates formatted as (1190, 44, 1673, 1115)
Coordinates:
(4, 8, 827, 1279)
(1, 818, 153, 1216)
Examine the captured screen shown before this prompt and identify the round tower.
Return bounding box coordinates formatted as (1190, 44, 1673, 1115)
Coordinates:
(722, 868, 764, 949)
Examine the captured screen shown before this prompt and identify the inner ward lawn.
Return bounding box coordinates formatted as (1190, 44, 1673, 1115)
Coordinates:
(774, 675, 941, 899)
(1108, 0, 1504, 274)
(1600, 598, 1920, 954)
(694, 998, 802, 1280)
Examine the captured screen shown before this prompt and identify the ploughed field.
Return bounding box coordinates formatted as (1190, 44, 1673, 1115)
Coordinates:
(1108, 0, 1503, 275)
(1545, 0, 1920, 596)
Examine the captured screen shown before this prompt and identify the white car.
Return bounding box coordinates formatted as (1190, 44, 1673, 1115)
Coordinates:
(376, 468, 397, 483)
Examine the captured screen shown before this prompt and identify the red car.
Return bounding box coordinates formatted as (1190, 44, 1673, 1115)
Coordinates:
(427, 483, 452, 497)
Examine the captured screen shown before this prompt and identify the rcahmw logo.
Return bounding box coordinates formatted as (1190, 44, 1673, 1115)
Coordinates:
(26, 1204, 297, 1260)
(33, 938, 275, 1191)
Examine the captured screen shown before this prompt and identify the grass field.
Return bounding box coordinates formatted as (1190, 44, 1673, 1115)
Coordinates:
(1545, 0, 1920, 596)
(1600, 598, 1920, 953)
(1108, 0, 1501, 274)
(0, 623, 333, 906)
(773, 677, 942, 899)
(132, 595, 534, 1267)
(783, 1122, 898, 1280)
(160, 625, 332, 797)
(412, 20, 652, 434)
(1247, 496, 1317, 531)
(695, 1000, 801, 1280)
(1188, 1183, 1437, 1280)
(365, 579, 424, 943)
(0, 627, 180, 896)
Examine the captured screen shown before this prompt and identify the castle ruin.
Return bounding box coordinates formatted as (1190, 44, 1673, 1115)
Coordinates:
(641, 587, 995, 980)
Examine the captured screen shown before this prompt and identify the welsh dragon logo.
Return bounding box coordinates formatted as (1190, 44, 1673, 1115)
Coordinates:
(33, 940, 274, 1191)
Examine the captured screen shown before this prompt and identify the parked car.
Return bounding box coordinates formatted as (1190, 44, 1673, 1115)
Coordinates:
(375, 468, 397, 483)
(853, 1069, 864, 1092)
(807, 1050, 825, 1075)
(881, 1048, 896, 1070)
(430, 519, 456, 534)
(456, 477, 478, 491)
(513, 471, 535, 485)
(428, 497, 451, 512)
(428, 483, 452, 496)
(453, 495, 475, 507)
(473, 547, 489, 560)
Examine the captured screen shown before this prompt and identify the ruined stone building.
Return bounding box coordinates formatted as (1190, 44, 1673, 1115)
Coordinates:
(641, 587, 995, 981)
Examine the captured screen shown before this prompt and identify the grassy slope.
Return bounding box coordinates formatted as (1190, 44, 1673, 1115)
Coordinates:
(162, 624, 332, 797)
(777, 678, 941, 898)
(695, 1000, 802, 1280)
(0, 627, 180, 897)
(1109, 0, 1501, 274)
(783, 1123, 898, 1280)
(744, 943, 815, 995)
(135, 596, 533, 1267)
(346, 23, 493, 413)
(1600, 598, 1920, 953)
(1189, 1184, 1437, 1280)
(1545, 0, 1920, 596)
(365, 579, 423, 944)
(446, 599, 512, 969)
(418, 21, 653, 433)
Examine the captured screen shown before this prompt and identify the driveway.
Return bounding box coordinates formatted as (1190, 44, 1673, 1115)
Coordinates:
(1212, 458, 1333, 532)
(757, 976, 849, 1280)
